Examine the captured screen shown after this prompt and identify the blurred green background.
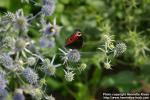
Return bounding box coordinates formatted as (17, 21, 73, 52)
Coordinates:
(0, 0, 150, 100)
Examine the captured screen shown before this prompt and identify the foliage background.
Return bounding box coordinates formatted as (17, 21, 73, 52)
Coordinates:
(0, 0, 150, 100)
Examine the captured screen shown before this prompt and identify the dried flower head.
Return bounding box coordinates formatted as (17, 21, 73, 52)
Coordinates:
(22, 67, 39, 85)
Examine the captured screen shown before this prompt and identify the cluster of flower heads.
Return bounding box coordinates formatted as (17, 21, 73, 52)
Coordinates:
(98, 29, 127, 69)
(0, 0, 127, 99)
(0, 0, 88, 99)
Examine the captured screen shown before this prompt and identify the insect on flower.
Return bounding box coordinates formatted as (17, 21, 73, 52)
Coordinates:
(65, 29, 83, 49)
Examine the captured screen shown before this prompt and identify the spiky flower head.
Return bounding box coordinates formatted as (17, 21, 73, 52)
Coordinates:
(27, 57, 36, 66)
(0, 53, 14, 70)
(59, 48, 80, 64)
(64, 70, 75, 82)
(44, 23, 56, 36)
(13, 89, 25, 100)
(13, 9, 28, 32)
(114, 42, 127, 56)
(42, 18, 62, 37)
(0, 86, 8, 100)
(1, 11, 15, 25)
(15, 38, 27, 52)
(42, 55, 61, 76)
(22, 67, 39, 85)
(3, 36, 15, 49)
(0, 71, 8, 88)
(41, 2, 55, 16)
(67, 49, 80, 62)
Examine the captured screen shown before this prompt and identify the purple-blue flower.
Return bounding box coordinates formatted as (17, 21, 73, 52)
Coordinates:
(22, 67, 39, 85)
(0, 71, 8, 88)
(0, 86, 8, 100)
(13, 89, 25, 100)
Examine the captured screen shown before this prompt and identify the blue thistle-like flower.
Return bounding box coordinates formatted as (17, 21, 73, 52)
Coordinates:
(67, 49, 80, 62)
(40, 17, 62, 37)
(39, 36, 55, 48)
(44, 23, 55, 36)
(0, 86, 8, 100)
(13, 9, 29, 32)
(0, 71, 8, 89)
(114, 42, 127, 56)
(42, 55, 61, 76)
(22, 68, 39, 85)
(0, 53, 14, 69)
(15, 38, 27, 52)
(64, 70, 75, 82)
(13, 89, 25, 100)
(41, 4, 55, 16)
(59, 48, 80, 64)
